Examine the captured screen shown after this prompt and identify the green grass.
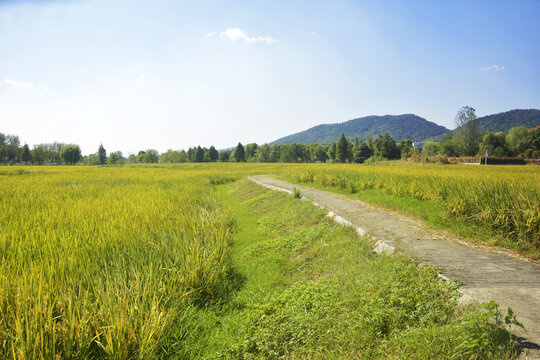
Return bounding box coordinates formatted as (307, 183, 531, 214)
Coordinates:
(158, 178, 519, 359)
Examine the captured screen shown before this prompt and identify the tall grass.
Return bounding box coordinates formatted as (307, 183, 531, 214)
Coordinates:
(288, 163, 540, 252)
(0, 166, 233, 359)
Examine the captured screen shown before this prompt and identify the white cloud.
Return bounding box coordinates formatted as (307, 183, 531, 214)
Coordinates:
(480, 64, 505, 72)
(137, 73, 146, 82)
(205, 32, 215, 38)
(4, 78, 50, 90)
(219, 28, 278, 44)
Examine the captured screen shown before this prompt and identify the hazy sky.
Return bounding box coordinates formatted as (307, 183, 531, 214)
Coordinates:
(1, 0, 539, 154)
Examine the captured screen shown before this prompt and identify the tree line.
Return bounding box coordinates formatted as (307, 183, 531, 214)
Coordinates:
(93, 133, 409, 164)
(0, 136, 84, 165)
(0, 132, 439, 165)
(0, 132, 402, 165)
(423, 125, 540, 159)
(2, 108, 539, 165)
(423, 107, 540, 158)
(2, 128, 538, 166)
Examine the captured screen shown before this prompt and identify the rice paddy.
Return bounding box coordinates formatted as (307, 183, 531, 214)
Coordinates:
(0, 162, 536, 359)
(287, 163, 540, 254)
(0, 166, 234, 359)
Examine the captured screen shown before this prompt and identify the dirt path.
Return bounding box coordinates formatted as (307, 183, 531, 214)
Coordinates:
(249, 175, 540, 358)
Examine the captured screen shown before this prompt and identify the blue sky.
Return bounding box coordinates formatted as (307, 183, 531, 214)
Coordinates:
(1, 0, 539, 154)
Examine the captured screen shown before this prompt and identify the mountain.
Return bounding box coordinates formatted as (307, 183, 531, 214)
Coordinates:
(270, 114, 450, 145)
(476, 109, 540, 133)
(270, 109, 540, 146)
(427, 109, 540, 142)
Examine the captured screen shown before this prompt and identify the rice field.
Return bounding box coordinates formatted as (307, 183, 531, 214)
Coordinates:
(287, 163, 540, 253)
(0, 166, 236, 359)
(0, 162, 537, 359)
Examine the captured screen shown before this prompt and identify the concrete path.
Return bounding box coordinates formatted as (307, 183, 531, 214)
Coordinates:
(249, 175, 540, 359)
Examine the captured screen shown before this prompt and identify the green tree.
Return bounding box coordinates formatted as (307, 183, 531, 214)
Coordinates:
(218, 150, 231, 162)
(31, 146, 46, 165)
(506, 126, 530, 156)
(31, 142, 65, 165)
(278, 143, 307, 163)
(136, 151, 147, 163)
(479, 132, 508, 157)
(279, 144, 294, 163)
(366, 135, 374, 152)
(60, 145, 82, 165)
(21, 144, 31, 164)
(336, 133, 351, 163)
(0, 134, 21, 164)
(233, 142, 246, 162)
(353, 141, 373, 163)
(202, 147, 210, 162)
(270, 145, 281, 163)
(160, 150, 187, 163)
(528, 126, 540, 156)
(193, 146, 204, 162)
(309, 143, 329, 163)
(145, 149, 160, 163)
(439, 138, 458, 157)
(186, 148, 195, 162)
(0, 145, 6, 164)
(374, 133, 400, 159)
(353, 136, 360, 149)
(454, 106, 479, 156)
(256, 144, 271, 162)
(328, 142, 337, 162)
(108, 151, 125, 165)
(399, 139, 413, 159)
(98, 143, 107, 165)
(309, 143, 319, 162)
(423, 141, 439, 156)
(83, 153, 101, 165)
(208, 146, 219, 162)
(291, 143, 309, 162)
(127, 154, 138, 164)
(245, 143, 258, 162)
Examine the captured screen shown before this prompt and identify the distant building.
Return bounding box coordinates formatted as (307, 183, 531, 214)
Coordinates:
(412, 142, 423, 148)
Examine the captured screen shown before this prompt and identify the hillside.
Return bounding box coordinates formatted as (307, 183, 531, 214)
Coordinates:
(270, 114, 449, 145)
(477, 109, 540, 133)
(427, 109, 540, 142)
